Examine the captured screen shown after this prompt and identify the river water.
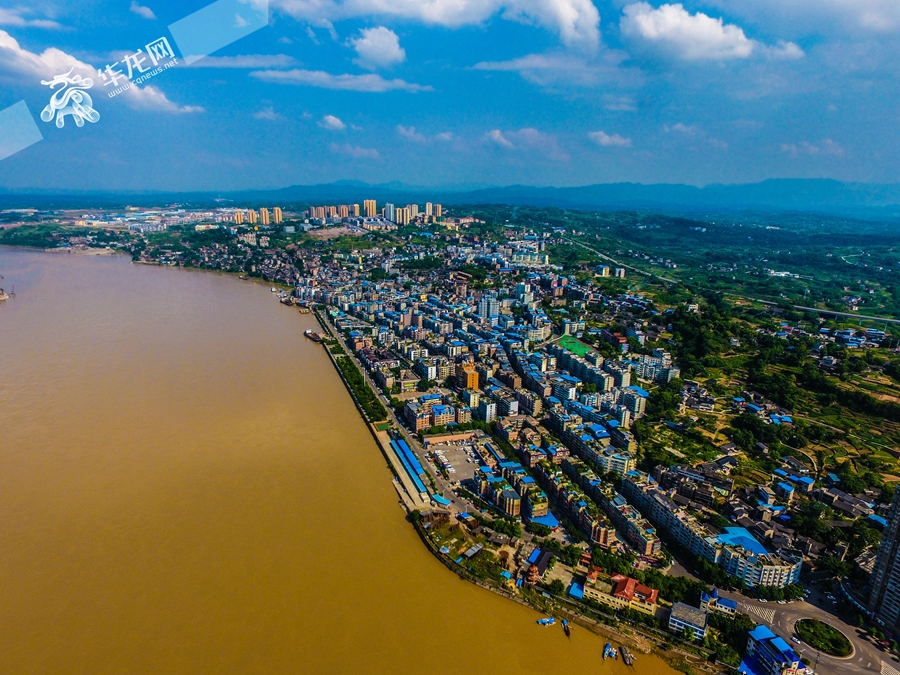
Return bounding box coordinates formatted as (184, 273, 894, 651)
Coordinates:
(0, 247, 680, 675)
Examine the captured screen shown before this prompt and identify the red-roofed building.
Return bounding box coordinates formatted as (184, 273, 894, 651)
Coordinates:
(582, 573, 663, 618)
(610, 573, 659, 605)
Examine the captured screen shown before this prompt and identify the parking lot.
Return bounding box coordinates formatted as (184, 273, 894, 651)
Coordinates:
(427, 442, 479, 483)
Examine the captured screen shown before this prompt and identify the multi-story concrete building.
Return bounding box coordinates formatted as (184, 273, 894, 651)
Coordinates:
(868, 488, 900, 631)
(623, 471, 802, 588)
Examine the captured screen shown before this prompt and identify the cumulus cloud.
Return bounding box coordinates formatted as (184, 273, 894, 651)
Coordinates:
(187, 54, 298, 68)
(330, 142, 380, 159)
(129, 1, 156, 20)
(270, 0, 601, 51)
(396, 125, 454, 142)
(588, 130, 631, 147)
(0, 30, 201, 114)
(781, 139, 844, 156)
(396, 124, 425, 141)
(485, 129, 514, 148)
(620, 3, 802, 61)
(320, 114, 346, 130)
(484, 127, 569, 159)
(123, 85, 204, 113)
(664, 122, 698, 135)
(253, 106, 282, 120)
(249, 68, 432, 92)
(0, 8, 62, 29)
(0, 29, 89, 78)
(351, 27, 405, 70)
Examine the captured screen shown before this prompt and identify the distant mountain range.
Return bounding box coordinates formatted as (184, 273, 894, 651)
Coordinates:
(3, 178, 900, 217)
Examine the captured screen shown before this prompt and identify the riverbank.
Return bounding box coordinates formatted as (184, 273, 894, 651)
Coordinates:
(311, 308, 724, 675)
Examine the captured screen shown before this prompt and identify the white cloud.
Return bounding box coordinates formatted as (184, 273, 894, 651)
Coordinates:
(703, 0, 900, 35)
(351, 27, 405, 70)
(485, 129, 514, 148)
(620, 3, 803, 61)
(588, 130, 631, 147)
(396, 126, 454, 142)
(0, 8, 62, 29)
(187, 54, 298, 68)
(0, 30, 202, 114)
(235, 13, 251, 28)
(781, 139, 844, 156)
(123, 85, 205, 113)
(603, 95, 637, 111)
(484, 127, 568, 159)
(129, 1, 156, 20)
(249, 68, 432, 92)
(664, 122, 698, 135)
(270, 0, 601, 51)
(396, 124, 425, 141)
(472, 50, 635, 87)
(330, 142, 380, 159)
(0, 29, 89, 78)
(253, 106, 282, 120)
(320, 114, 346, 130)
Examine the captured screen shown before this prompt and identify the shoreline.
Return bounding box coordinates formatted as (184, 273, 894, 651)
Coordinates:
(311, 308, 721, 675)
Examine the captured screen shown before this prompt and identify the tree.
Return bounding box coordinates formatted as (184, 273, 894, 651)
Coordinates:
(549, 578, 566, 596)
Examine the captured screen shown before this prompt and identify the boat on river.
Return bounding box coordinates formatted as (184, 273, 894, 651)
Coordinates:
(621, 646, 635, 666)
(304, 330, 323, 342)
(562, 619, 570, 637)
(603, 643, 612, 659)
(0, 289, 8, 301)
(537, 617, 556, 626)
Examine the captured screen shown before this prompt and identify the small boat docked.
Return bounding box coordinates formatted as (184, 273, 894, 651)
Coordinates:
(621, 646, 635, 666)
(303, 330, 323, 342)
(603, 643, 612, 659)
(562, 619, 570, 637)
(537, 617, 556, 626)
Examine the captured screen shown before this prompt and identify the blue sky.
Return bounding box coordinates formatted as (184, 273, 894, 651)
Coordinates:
(0, 0, 898, 191)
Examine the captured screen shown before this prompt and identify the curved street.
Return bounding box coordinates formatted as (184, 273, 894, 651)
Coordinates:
(718, 587, 897, 675)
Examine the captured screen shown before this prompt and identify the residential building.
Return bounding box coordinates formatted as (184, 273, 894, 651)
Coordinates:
(868, 488, 900, 632)
(669, 602, 708, 640)
(744, 625, 802, 675)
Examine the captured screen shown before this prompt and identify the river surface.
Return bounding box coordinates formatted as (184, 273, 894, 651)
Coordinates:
(0, 247, 680, 675)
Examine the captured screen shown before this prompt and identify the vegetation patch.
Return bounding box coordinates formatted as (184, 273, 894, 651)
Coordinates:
(795, 619, 852, 657)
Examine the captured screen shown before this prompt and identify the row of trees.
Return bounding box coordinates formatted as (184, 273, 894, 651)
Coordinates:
(333, 356, 388, 422)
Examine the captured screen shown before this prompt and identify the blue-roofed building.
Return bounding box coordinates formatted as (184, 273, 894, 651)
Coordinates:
(718, 527, 770, 556)
(700, 588, 738, 616)
(775, 482, 795, 504)
(744, 625, 802, 675)
(868, 514, 889, 529)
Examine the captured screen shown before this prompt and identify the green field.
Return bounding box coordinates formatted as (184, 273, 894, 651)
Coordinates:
(557, 335, 595, 358)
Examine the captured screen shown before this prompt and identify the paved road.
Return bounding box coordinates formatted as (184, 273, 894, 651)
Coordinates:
(718, 586, 895, 675)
